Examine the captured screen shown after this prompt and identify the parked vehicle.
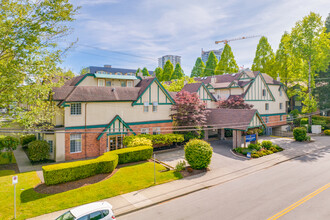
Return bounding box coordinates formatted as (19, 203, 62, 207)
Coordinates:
(55, 202, 115, 220)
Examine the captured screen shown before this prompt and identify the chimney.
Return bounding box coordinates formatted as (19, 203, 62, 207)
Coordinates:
(136, 69, 143, 78)
(211, 76, 216, 84)
(104, 65, 112, 68)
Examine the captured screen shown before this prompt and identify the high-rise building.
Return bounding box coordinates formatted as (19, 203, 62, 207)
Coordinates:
(201, 48, 223, 64)
(158, 55, 181, 68)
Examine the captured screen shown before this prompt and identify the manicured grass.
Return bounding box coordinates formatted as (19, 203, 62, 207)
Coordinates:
(0, 152, 16, 165)
(0, 162, 182, 220)
(0, 170, 15, 177)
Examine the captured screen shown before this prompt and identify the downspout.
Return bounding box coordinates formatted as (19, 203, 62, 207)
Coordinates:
(85, 103, 87, 158)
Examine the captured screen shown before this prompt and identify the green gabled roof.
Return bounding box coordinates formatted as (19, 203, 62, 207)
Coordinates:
(97, 115, 135, 140)
(132, 77, 175, 106)
(243, 72, 275, 101)
(249, 110, 267, 130)
(199, 82, 217, 101)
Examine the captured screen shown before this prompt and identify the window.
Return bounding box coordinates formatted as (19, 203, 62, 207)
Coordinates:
(127, 81, 133, 87)
(280, 115, 283, 121)
(102, 210, 110, 217)
(152, 102, 158, 112)
(121, 81, 126, 87)
(262, 89, 266, 96)
(144, 102, 149, 112)
(70, 103, 81, 115)
(279, 103, 283, 110)
(265, 103, 269, 111)
(47, 140, 53, 153)
(141, 128, 149, 134)
(98, 79, 105, 86)
(77, 215, 89, 220)
(106, 80, 111, 87)
(265, 116, 269, 123)
(70, 134, 81, 153)
(279, 89, 282, 96)
(89, 211, 103, 220)
(153, 127, 161, 135)
(56, 211, 75, 220)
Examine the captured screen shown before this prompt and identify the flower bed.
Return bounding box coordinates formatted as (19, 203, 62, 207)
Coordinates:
(233, 140, 283, 158)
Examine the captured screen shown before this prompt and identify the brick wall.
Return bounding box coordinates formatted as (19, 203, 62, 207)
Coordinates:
(262, 115, 287, 127)
(64, 122, 173, 161)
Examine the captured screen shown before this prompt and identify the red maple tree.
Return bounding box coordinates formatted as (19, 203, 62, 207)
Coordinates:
(217, 96, 254, 109)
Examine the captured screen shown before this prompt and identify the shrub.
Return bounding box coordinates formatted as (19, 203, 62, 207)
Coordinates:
(20, 134, 36, 148)
(42, 145, 153, 185)
(184, 131, 200, 141)
(43, 153, 118, 185)
(241, 148, 254, 155)
(300, 118, 308, 125)
(269, 146, 278, 153)
(27, 140, 50, 162)
(248, 144, 261, 151)
(110, 145, 153, 164)
(324, 130, 330, 135)
(0, 136, 19, 163)
(293, 127, 307, 141)
(175, 160, 186, 172)
(274, 145, 284, 152)
(305, 135, 311, 142)
(251, 153, 259, 158)
(127, 137, 152, 148)
(234, 147, 242, 154)
(184, 139, 213, 169)
(261, 140, 273, 149)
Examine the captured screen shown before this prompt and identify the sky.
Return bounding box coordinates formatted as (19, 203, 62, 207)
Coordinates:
(61, 0, 330, 75)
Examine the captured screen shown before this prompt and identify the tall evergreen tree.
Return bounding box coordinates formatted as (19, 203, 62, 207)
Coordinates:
(171, 63, 184, 80)
(203, 51, 218, 76)
(291, 12, 330, 115)
(215, 44, 239, 75)
(162, 60, 174, 81)
(142, 67, 150, 76)
(154, 67, 163, 81)
(191, 57, 205, 77)
(252, 36, 276, 78)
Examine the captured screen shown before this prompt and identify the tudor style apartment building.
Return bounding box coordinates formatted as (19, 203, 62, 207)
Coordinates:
(48, 66, 175, 161)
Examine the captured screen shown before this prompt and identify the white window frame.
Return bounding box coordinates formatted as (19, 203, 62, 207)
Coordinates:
(70, 134, 82, 153)
(152, 102, 158, 112)
(265, 103, 269, 111)
(280, 115, 283, 121)
(47, 140, 53, 153)
(262, 89, 266, 96)
(141, 128, 149, 134)
(265, 116, 269, 123)
(144, 102, 149, 112)
(98, 79, 105, 87)
(127, 81, 133, 87)
(70, 103, 81, 115)
(279, 103, 283, 110)
(153, 127, 161, 135)
(121, 81, 126, 87)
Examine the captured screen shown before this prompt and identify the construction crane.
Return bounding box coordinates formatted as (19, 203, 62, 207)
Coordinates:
(215, 35, 261, 44)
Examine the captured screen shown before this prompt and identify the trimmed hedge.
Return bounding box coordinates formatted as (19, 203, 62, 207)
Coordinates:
(27, 140, 50, 162)
(127, 137, 152, 148)
(293, 127, 307, 141)
(20, 134, 36, 148)
(324, 130, 330, 136)
(184, 139, 213, 170)
(123, 133, 184, 147)
(42, 145, 153, 185)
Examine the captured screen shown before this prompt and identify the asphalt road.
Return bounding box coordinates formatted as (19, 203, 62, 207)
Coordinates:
(119, 145, 330, 220)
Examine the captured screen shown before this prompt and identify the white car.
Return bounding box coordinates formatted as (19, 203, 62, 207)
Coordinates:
(56, 202, 116, 220)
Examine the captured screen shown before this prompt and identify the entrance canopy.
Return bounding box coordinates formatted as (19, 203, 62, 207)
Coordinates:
(206, 108, 266, 131)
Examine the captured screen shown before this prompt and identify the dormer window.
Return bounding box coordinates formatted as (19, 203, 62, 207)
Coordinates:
(127, 81, 133, 87)
(98, 79, 105, 86)
(262, 89, 266, 96)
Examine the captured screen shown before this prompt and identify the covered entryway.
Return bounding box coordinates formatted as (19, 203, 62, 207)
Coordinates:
(108, 135, 125, 151)
(205, 108, 266, 149)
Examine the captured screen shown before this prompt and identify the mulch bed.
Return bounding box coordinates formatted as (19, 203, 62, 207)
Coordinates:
(0, 163, 19, 173)
(180, 166, 208, 178)
(34, 169, 119, 194)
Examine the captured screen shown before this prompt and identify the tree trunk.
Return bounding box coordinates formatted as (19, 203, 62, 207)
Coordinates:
(308, 58, 312, 128)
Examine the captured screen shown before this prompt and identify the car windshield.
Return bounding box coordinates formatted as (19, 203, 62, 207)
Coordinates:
(56, 211, 75, 220)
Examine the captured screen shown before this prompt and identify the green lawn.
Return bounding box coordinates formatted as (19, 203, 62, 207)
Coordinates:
(0, 162, 182, 220)
(0, 152, 16, 164)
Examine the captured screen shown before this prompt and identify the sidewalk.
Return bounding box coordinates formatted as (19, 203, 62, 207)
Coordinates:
(29, 136, 330, 220)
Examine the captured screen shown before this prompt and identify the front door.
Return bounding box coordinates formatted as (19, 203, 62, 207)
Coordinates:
(108, 135, 125, 151)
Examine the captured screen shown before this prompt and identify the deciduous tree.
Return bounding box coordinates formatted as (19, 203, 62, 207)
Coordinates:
(204, 51, 218, 76)
(162, 77, 196, 92)
(154, 67, 163, 81)
(0, 0, 78, 128)
(191, 57, 205, 77)
(215, 44, 239, 75)
(252, 36, 276, 78)
(216, 96, 253, 109)
(142, 67, 150, 76)
(162, 60, 174, 81)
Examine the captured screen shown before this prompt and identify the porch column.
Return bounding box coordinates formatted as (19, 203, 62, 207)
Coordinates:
(204, 129, 209, 141)
(237, 130, 242, 148)
(232, 130, 237, 149)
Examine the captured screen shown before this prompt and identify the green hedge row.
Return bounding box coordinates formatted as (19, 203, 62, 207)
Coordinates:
(42, 145, 153, 185)
(123, 133, 184, 147)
